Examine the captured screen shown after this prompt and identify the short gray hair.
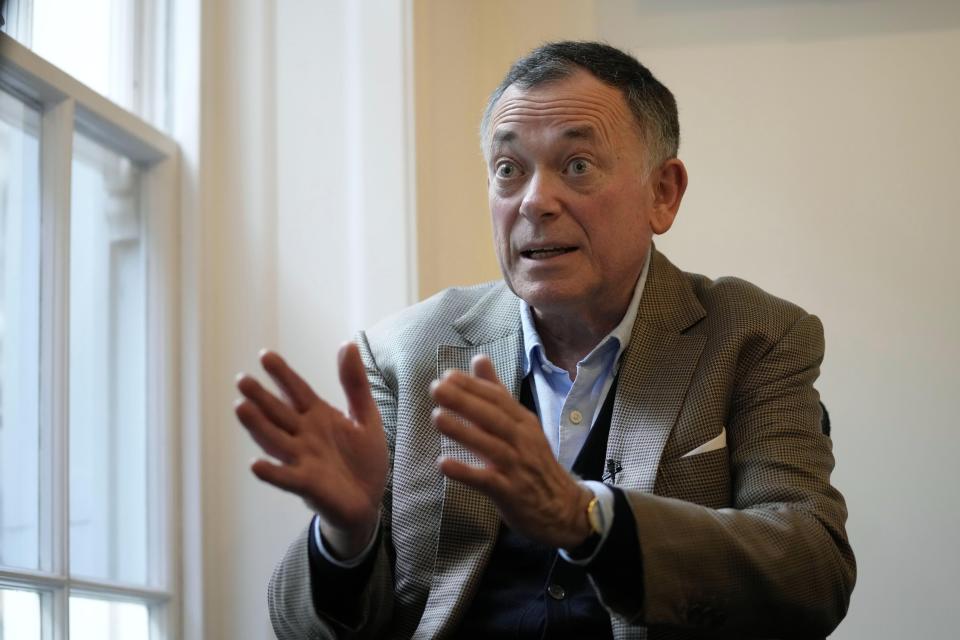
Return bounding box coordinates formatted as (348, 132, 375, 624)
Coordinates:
(480, 41, 680, 170)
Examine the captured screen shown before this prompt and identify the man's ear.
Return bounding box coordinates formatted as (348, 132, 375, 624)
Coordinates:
(649, 158, 688, 235)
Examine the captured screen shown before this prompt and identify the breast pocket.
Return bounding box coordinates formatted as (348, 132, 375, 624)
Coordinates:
(655, 446, 732, 509)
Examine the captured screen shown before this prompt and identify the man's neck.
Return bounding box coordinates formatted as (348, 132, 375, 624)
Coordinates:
(526, 250, 652, 378)
(531, 300, 628, 378)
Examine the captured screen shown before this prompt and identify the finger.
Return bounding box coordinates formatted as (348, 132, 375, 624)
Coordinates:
(431, 377, 518, 442)
(338, 342, 381, 429)
(437, 456, 506, 498)
(433, 408, 514, 467)
(250, 458, 306, 495)
(471, 354, 500, 384)
(236, 374, 301, 433)
(440, 368, 531, 424)
(260, 350, 321, 412)
(235, 399, 299, 463)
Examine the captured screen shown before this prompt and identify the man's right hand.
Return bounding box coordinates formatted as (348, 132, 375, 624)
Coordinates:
(235, 342, 388, 560)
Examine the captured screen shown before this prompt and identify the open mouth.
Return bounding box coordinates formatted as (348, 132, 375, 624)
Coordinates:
(520, 247, 577, 260)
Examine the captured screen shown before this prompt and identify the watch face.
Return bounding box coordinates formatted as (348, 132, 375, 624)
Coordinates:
(587, 496, 604, 534)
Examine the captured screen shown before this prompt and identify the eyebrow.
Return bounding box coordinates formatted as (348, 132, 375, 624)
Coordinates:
(491, 130, 516, 147)
(562, 125, 600, 142)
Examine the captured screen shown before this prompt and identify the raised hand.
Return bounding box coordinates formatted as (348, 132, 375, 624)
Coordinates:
(430, 355, 593, 550)
(235, 342, 388, 559)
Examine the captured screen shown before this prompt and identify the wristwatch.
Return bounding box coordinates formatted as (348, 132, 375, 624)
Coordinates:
(566, 490, 606, 560)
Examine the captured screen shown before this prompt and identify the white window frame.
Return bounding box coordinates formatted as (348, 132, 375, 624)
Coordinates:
(0, 32, 180, 640)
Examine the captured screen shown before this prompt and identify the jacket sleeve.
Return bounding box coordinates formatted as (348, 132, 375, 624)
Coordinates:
(267, 331, 399, 639)
(588, 313, 856, 637)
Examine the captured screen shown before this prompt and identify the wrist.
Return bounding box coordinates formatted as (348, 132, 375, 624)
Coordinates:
(560, 485, 597, 551)
(319, 513, 379, 560)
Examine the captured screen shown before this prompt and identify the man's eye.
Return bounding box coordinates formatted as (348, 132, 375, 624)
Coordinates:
(567, 158, 592, 175)
(496, 162, 519, 179)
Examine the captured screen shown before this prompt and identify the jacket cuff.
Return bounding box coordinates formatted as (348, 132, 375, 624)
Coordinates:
(583, 486, 645, 614)
(307, 514, 381, 627)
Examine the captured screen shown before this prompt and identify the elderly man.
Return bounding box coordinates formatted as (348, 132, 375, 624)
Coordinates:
(236, 42, 855, 639)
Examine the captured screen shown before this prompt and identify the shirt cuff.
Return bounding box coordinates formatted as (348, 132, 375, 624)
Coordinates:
(312, 514, 379, 569)
(558, 480, 615, 566)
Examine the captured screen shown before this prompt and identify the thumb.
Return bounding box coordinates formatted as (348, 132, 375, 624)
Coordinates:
(337, 342, 380, 428)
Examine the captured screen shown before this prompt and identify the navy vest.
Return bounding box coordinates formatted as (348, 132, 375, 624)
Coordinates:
(454, 374, 620, 639)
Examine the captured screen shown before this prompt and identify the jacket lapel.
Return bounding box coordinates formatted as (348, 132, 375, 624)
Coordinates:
(606, 249, 707, 493)
(414, 284, 523, 638)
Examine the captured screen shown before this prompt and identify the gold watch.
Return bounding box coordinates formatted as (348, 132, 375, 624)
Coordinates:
(567, 490, 604, 559)
(587, 494, 606, 535)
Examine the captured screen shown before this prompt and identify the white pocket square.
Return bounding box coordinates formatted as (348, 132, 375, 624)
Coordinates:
(681, 428, 727, 458)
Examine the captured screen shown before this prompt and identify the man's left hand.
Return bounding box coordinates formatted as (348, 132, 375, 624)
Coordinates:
(430, 355, 593, 549)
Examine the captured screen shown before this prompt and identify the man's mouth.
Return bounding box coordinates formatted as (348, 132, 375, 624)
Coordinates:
(520, 247, 577, 260)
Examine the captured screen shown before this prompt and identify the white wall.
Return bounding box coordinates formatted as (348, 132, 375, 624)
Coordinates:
(412, 1, 960, 637)
(189, 1, 413, 637)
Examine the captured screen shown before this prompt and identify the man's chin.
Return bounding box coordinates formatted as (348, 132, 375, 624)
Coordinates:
(508, 280, 585, 312)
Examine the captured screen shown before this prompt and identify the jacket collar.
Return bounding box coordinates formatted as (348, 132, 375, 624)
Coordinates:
(635, 246, 706, 335)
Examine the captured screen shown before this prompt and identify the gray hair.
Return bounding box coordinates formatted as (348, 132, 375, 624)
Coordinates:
(480, 41, 680, 170)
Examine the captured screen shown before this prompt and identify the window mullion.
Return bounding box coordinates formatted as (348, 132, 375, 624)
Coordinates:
(39, 95, 74, 640)
(49, 583, 66, 640)
(142, 153, 179, 639)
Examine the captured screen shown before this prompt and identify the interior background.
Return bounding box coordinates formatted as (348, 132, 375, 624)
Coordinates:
(192, 1, 959, 637)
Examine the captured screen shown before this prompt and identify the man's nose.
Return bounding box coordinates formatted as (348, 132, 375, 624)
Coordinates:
(518, 170, 561, 220)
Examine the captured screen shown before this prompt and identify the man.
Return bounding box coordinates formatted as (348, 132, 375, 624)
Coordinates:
(236, 42, 855, 639)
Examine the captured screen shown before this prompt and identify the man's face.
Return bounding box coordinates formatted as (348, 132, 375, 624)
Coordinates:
(485, 70, 670, 318)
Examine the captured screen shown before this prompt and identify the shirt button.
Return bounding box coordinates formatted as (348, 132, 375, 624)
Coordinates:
(569, 410, 583, 425)
(546, 583, 566, 600)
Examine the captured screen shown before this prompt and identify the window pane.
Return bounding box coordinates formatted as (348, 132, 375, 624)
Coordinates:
(30, 0, 137, 110)
(69, 133, 147, 585)
(3, 0, 170, 129)
(69, 595, 149, 640)
(0, 90, 41, 571)
(0, 588, 42, 639)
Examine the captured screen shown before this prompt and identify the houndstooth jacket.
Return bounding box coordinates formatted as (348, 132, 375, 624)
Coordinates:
(267, 248, 856, 639)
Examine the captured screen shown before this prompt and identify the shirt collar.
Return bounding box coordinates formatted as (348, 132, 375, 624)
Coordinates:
(521, 247, 652, 376)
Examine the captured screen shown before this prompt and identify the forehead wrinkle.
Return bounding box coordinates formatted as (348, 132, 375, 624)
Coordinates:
(490, 96, 629, 127)
(492, 111, 616, 153)
(488, 94, 635, 153)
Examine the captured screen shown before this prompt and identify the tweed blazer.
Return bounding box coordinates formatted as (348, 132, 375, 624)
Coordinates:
(268, 249, 856, 640)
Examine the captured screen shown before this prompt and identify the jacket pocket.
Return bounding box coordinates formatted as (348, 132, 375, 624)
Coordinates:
(654, 447, 731, 509)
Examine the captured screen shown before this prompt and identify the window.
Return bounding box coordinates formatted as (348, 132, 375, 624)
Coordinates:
(2, 0, 169, 129)
(0, 3, 179, 638)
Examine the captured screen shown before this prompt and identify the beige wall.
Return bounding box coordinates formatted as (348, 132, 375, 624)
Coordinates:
(412, 0, 597, 297)
(411, 1, 960, 638)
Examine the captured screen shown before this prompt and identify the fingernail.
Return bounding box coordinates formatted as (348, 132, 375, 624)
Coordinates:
(258, 348, 269, 358)
(235, 372, 246, 383)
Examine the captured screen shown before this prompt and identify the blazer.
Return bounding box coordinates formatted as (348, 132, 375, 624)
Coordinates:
(267, 249, 856, 639)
